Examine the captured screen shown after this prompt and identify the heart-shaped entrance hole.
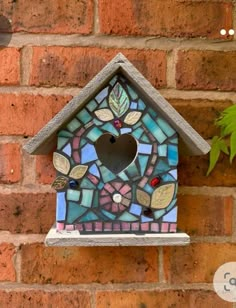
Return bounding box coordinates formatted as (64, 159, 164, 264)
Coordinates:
(95, 133, 138, 174)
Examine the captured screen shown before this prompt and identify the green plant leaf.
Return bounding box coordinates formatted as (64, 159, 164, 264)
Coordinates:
(109, 82, 130, 117)
(206, 137, 221, 176)
(230, 131, 236, 163)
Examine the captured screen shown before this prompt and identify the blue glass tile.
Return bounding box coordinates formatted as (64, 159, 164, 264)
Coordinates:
(138, 155, 149, 176)
(101, 123, 119, 136)
(100, 99, 108, 108)
(87, 99, 97, 112)
(81, 189, 94, 207)
(158, 144, 167, 157)
(96, 87, 109, 103)
(141, 215, 153, 223)
(57, 137, 69, 149)
(148, 108, 157, 118)
(80, 178, 96, 189)
(170, 136, 178, 144)
(56, 192, 66, 221)
(138, 143, 152, 154)
(118, 171, 129, 181)
(58, 130, 73, 137)
(169, 169, 177, 180)
(138, 99, 146, 110)
(67, 119, 81, 132)
(62, 143, 72, 156)
(130, 203, 142, 216)
(142, 114, 167, 143)
(93, 118, 103, 126)
(77, 109, 92, 124)
(87, 127, 103, 142)
(67, 202, 87, 224)
(130, 102, 138, 109)
(67, 189, 81, 202)
(157, 118, 175, 137)
(143, 184, 154, 194)
(89, 164, 100, 178)
(127, 85, 138, 100)
(101, 209, 116, 220)
(132, 127, 143, 139)
(120, 128, 132, 134)
(161, 174, 175, 182)
(168, 145, 178, 166)
(79, 211, 98, 222)
(154, 209, 165, 219)
(140, 134, 150, 143)
(118, 211, 138, 221)
(81, 143, 98, 163)
(163, 206, 177, 222)
(126, 162, 140, 178)
(100, 165, 116, 182)
(154, 160, 170, 173)
(109, 75, 118, 86)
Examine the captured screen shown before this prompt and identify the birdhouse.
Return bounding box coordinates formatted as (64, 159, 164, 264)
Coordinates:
(24, 53, 210, 246)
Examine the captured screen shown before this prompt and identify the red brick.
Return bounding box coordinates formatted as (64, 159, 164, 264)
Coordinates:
(21, 244, 158, 284)
(96, 290, 230, 308)
(99, 0, 232, 39)
(176, 50, 236, 91)
(164, 243, 236, 283)
(0, 0, 93, 34)
(0, 48, 20, 85)
(178, 195, 233, 236)
(0, 94, 71, 136)
(0, 143, 21, 184)
(36, 153, 56, 185)
(29, 47, 166, 88)
(0, 192, 55, 233)
(0, 243, 16, 282)
(170, 99, 233, 140)
(179, 154, 236, 187)
(0, 289, 90, 308)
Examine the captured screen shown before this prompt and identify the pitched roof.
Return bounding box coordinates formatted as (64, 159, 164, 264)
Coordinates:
(24, 53, 210, 156)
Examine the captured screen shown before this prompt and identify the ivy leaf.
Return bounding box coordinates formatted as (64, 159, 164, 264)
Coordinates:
(230, 131, 236, 163)
(206, 137, 226, 176)
(109, 82, 130, 117)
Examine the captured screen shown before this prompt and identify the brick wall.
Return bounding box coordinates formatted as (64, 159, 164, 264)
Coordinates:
(0, 0, 235, 307)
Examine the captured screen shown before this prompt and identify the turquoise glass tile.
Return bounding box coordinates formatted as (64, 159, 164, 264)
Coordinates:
(80, 178, 96, 189)
(79, 211, 98, 222)
(77, 109, 92, 124)
(170, 136, 178, 144)
(81, 144, 98, 163)
(56, 192, 66, 221)
(163, 206, 177, 222)
(89, 164, 100, 178)
(142, 114, 167, 143)
(58, 130, 73, 137)
(118, 171, 129, 181)
(87, 99, 97, 112)
(97, 182, 104, 190)
(96, 87, 108, 103)
(87, 127, 103, 142)
(67, 118, 81, 132)
(154, 209, 165, 219)
(120, 128, 132, 134)
(80, 139, 87, 147)
(132, 127, 143, 139)
(67, 202, 87, 224)
(133, 122, 142, 129)
(126, 162, 140, 178)
(140, 134, 150, 143)
(109, 75, 118, 86)
(130, 203, 142, 216)
(127, 85, 138, 100)
(141, 215, 153, 223)
(81, 189, 94, 207)
(138, 99, 146, 110)
(158, 144, 167, 157)
(156, 117, 175, 137)
(57, 137, 69, 149)
(101, 123, 119, 136)
(118, 211, 138, 222)
(100, 165, 116, 182)
(93, 118, 103, 126)
(165, 198, 177, 212)
(62, 143, 72, 156)
(67, 189, 81, 202)
(154, 160, 170, 173)
(101, 209, 116, 220)
(138, 155, 149, 176)
(130, 102, 138, 109)
(138, 143, 152, 154)
(143, 184, 154, 194)
(148, 108, 157, 118)
(168, 145, 178, 166)
(162, 174, 176, 182)
(100, 99, 108, 108)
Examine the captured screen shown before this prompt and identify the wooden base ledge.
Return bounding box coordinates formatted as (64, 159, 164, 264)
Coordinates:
(45, 225, 190, 247)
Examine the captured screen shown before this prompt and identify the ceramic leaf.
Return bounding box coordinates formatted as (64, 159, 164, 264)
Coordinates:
(95, 109, 114, 121)
(51, 176, 68, 190)
(53, 152, 70, 175)
(151, 183, 175, 209)
(109, 82, 130, 117)
(136, 189, 150, 207)
(124, 111, 142, 125)
(69, 165, 88, 179)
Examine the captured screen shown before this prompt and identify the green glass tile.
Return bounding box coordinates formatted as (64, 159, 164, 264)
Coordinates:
(118, 170, 129, 181)
(77, 109, 92, 124)
(157, 117, 176, 137)
(118, 211, 138, 222)
(100, 165, 116, 183)
(170, 136, 178, 144)
(154, 209, 165, 219)
(140, 134, 150, 143)
(138, 155, 149, 176)
(101, 209, 116, 220)
(109, 75, 118, 86)
(67, 118, 81, 132)
(57, 137, 69, 149)
(133, 121, 142, 130)
(142, 114, 167, 143)
(109, 82, 130, 117)
(58, 130, 73, 137)
(80, 139, 87, 147)
(93, 190, 99, 207)
(148, 108, 158, 118)
(79, 211, 98, 222)
(132, 127, 144, 139)
(97, 182, 104, 190)
(158, 144, 167, 157)
(67, 202, 87, 224)
(100, 99, 108, 108)
(138, 99, 146, 110)
(126, 162, 140, 178)
(93, 118, 103, 126)
(80, 178, 96, 189)
(87, 127, 103, 142)
(127, 85, 138, 100)
(101, 123, 119, 136)
(143, 184, 154, 194)
(67, 189, 81, 202)
(81, 189, 94, 207)
(87, 99, 98, 112)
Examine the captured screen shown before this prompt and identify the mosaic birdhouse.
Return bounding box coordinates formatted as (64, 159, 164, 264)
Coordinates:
(24, 53, 210, 244)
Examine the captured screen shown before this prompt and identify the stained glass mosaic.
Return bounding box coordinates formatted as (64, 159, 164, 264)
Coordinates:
(52, 74, 178, 234)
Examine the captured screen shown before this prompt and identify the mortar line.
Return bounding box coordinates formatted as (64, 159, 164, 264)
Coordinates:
(20, 46, 32, 86)
(166, 49, 177, 89)
(93, 0, 99, 34)
(14, 246, 21, 283)
(158, 247, 164, 283)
